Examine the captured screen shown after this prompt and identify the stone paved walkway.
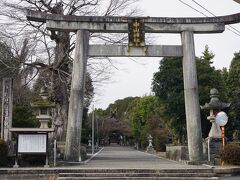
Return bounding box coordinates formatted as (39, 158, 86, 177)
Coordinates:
(1, 144, 240, 179)
(81, 144, 207, 169)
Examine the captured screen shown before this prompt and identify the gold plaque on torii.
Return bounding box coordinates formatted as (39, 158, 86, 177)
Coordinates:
(128, 18, 145, 47)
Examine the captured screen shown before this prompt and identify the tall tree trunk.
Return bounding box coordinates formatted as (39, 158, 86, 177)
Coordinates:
(52, 31, 70, 140)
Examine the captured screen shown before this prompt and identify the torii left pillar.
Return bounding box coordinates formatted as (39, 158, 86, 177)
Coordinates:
(65, 30, 89, 161)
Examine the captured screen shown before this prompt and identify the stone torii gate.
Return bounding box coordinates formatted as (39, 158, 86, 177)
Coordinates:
(26, 10, 240, 162)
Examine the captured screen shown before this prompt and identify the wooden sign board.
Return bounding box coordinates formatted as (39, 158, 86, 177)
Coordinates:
(18, 134, 47, 153)
(128, 18, 145, 47)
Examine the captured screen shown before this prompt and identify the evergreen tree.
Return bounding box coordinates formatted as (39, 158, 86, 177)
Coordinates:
(152, 57, 185, 143)
(226, 51, 240, 139)
(197, 46, 226, 137)
(152, 46, 226, 142)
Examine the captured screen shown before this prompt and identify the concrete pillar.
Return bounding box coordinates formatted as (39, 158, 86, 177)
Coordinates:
(65, 30, 89, 161)
(181, 31, 203, 161)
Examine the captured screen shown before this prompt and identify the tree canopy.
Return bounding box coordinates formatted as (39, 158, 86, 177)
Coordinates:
(91, 96, 168, 150)
(225, 51, 240, 139)
(152, 46, 226, 142)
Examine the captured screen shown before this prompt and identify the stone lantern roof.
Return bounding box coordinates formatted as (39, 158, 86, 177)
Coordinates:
(30, 85, 55, 129)
(201, 88, 230, 110)
(31, 86, 55, 108)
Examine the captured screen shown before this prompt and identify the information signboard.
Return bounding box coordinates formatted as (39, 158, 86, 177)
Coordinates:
(18, 134, 47, 153)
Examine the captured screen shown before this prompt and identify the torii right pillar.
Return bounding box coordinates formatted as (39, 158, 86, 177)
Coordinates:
(182, 31, 203, 161)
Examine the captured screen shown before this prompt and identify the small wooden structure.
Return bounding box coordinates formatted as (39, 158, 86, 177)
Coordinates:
(10, 128, 54, 168)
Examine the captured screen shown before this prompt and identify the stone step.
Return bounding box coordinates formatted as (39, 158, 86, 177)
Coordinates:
(0, 168, 213, 174)
(0, 168, 220, 180)
(57, 168, 214, 174)
(58, 172, 217, 178)
(57, 177, 219, 180)
(0, 174, 57, 180)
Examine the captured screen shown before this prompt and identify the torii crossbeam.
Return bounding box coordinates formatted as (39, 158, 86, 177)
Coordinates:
(26, 10, 240, 162)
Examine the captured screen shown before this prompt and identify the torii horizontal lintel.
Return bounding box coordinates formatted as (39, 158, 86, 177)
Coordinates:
(88, 45, 183, 57)
(46, 20, 225, 33)
(26, 10, 240, 25)
(25, 10, 233, 33)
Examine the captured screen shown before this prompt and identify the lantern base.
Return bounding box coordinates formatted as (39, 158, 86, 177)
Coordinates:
(39, 119, 50, 128)
(146, 145, 156, 154)
(205, 137, 225, 165)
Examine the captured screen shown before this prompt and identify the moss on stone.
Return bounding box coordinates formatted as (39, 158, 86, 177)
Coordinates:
(31, 99, 55, 107)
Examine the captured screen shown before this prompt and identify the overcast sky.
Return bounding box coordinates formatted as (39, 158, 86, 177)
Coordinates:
(93, 0, 240, 109)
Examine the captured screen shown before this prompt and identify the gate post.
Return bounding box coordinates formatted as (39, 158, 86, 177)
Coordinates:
(181, 31, 203, 161)
(65, 30, 89, 161)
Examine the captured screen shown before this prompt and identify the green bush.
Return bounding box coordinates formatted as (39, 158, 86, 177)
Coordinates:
(221, 144, 240, 165)
(13, 106, 38, 128)
(153, 129, 169, 151)
(0, 139, 9, 166)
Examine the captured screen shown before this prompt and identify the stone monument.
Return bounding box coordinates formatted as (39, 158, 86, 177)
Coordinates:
(1, 78, 13, 142)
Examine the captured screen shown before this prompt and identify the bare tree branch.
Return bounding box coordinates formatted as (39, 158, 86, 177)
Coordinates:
(0, 0, 141, 136)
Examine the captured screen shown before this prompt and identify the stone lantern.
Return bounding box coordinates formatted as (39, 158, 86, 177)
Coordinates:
(146, 134, 156, 153)
(31, 86, 55, 129)
(201, 88, 230, 162)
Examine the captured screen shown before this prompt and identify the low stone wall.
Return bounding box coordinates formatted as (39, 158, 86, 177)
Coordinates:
(166, 145, 189, 161)
(57, 141, 87, 161)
